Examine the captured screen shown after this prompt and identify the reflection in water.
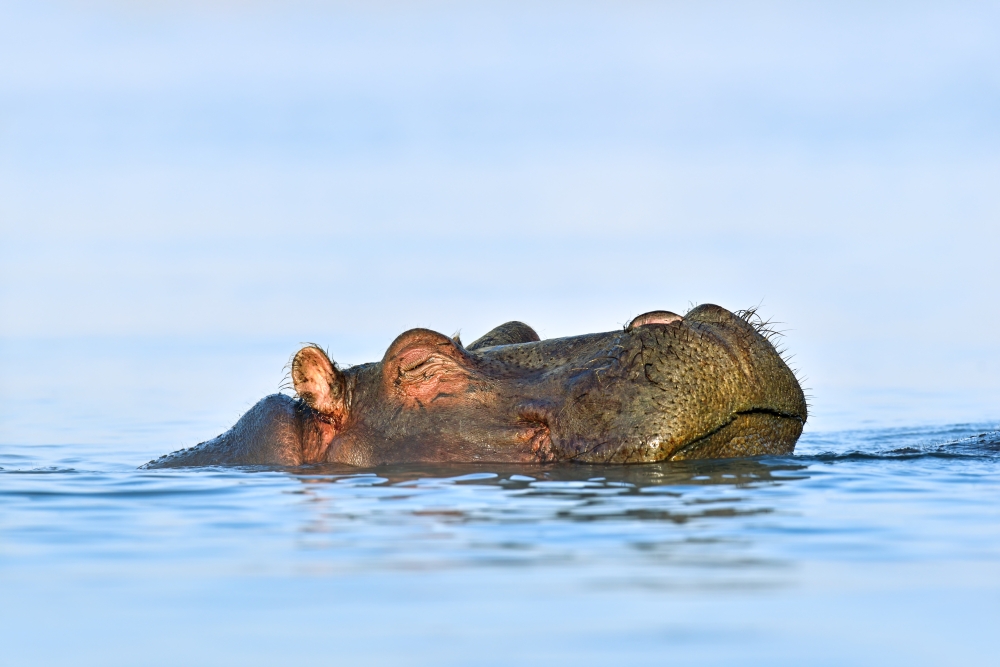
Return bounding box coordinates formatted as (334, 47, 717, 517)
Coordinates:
(280, 458, 811, 580)
(2, 427, 1000, 664)
(299, 455, 809, 487)
(0, 430, 996, 584)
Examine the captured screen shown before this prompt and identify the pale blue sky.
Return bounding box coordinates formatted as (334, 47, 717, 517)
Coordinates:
(2, 1, 999, 440)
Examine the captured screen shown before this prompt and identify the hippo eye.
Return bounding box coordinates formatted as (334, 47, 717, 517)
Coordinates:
(384, 328, 482, 407)
(398, 354, 458, 381)
(392, 352, 477, 406)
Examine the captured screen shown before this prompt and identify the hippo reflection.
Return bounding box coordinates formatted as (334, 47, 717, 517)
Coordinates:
(143, 304, 806, 468)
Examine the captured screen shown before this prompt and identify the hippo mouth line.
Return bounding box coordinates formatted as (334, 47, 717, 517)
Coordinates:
(733, 406, 807, 422)
(668, 407, 806, 461)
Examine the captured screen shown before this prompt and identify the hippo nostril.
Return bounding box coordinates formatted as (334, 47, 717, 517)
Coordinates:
(626, 310, 683, 332)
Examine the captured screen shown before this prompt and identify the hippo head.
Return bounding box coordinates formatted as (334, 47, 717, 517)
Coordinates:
(289, 304, 807, 465)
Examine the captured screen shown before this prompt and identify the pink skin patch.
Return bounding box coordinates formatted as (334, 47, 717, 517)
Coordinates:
(626, 310, 683, 331)
(392, 346, 474, 407)
(300, 416, 338, 464)
(381, 329, 483, 409)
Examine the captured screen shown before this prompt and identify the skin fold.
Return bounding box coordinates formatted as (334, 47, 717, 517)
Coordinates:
(143, 304, 807, 468)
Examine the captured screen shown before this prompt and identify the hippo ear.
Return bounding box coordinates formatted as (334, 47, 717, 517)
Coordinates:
(291, 345, 347, 417)
(383, 329, 477, 405)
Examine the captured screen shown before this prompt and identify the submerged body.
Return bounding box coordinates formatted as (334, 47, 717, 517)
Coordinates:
(144, 305, 807, 468)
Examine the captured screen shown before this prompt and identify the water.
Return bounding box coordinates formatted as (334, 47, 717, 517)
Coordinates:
(2, 418, 998, 665)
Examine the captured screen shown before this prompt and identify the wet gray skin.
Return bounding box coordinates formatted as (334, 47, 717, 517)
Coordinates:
(143, 304, 807, 468)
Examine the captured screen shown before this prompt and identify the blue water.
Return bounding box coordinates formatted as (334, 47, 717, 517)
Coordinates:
(2, 419, 998, 665)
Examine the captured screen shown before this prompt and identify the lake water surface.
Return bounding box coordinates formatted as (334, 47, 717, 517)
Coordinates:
(2, 415, 998, 665)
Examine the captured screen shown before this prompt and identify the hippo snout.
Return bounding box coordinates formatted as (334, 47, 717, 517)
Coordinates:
(491, 304, 806, 463)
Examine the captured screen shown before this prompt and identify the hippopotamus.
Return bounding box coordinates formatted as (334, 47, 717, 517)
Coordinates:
(143, 304, 807, 468)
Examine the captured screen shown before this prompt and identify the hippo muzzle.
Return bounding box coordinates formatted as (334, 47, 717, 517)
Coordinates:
(143, 304, 806, 469)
